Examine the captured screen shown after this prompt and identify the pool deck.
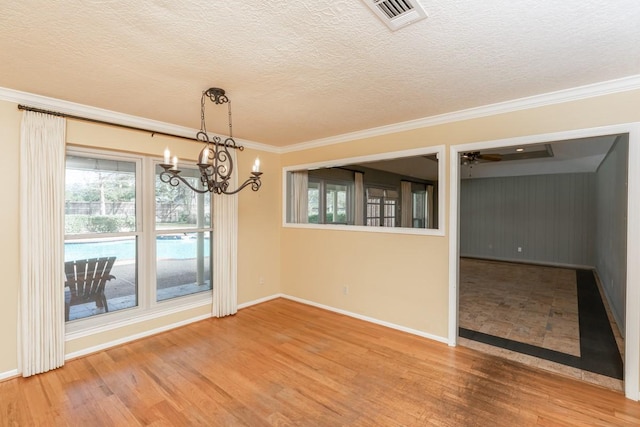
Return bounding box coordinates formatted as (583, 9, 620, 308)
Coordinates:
(67, 258, 211, 321)
(68, 282, 211, 321)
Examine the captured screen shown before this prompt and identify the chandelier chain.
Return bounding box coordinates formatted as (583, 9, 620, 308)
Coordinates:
(200, 91, 207, 136)
(228, 101, 233, 139)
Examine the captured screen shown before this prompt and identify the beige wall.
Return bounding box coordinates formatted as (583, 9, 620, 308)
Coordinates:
(281, 228, 450, 336)
(2, 87, 640, 375)
(237, 147, 281, 303)
(0, 101, 280, 374)
(0, 101, 22, 373)
(280, 88, 640, 341)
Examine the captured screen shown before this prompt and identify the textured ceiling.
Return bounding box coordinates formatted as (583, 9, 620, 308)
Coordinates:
(1, 1, 639, 146)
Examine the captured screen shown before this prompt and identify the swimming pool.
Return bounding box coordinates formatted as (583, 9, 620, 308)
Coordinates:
(64, 236, 211, 262)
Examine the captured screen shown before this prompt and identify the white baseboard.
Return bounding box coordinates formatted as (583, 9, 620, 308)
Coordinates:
(238, 293, 283, 310)
(0, 369, 19, 382)
(281, 294, 448, 344)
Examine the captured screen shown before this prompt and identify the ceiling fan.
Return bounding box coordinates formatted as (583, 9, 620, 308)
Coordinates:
(461, 151, 502, 164)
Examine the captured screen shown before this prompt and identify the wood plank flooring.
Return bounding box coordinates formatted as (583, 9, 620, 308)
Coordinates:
(2, 298, 640, 426)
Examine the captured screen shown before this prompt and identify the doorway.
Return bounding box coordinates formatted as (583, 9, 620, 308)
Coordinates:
(448, 123, 640, 400)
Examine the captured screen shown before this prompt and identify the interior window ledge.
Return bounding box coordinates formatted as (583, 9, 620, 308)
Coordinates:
(282, 222, 445, 237)
(64, 294, 213, 340)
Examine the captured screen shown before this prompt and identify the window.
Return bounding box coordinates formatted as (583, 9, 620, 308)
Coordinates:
(408, 183, 435, 229)
(326, 183, 348, 224)
(64, 149, 213, 323)
(155, 165, 212, 301)
(366, 187, 398, 227)
(412, 190, 426, 228)
(65, 154, 139, 321)
(308, 178, 351, 224)
(308, 181, 320, 224)
(283, 146, 445, 235)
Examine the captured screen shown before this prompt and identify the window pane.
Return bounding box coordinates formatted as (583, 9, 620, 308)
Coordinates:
(326, 183, 347, 223)
(383, 199, 397, 227)
(156, 232, 212, 301)
(413, 191, 426, 228)
(366, 187, 398, 227)
(308, 182, 320, 223)
(64, 237, 138, 321)
(367, 196, 381, 226)
(65, 156, 136, 234)
(155, 165, 211, 229)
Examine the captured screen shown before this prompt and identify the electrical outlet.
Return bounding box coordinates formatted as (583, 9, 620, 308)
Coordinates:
(259, 277, 265, 285)
(343, 285, 349, 295)
(517, 247, 522, 253)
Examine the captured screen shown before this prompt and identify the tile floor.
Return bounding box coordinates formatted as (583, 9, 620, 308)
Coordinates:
(459, 257, 624, 392)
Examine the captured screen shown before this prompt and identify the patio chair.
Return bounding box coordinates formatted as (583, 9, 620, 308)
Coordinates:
(64, 256, 116, 321)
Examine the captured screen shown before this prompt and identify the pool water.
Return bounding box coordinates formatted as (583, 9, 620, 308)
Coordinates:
(65, 236, 211, 262)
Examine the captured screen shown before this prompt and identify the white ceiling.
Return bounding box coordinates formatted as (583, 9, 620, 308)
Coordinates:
(1, 1, 639, 147)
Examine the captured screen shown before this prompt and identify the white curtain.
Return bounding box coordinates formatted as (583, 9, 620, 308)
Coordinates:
(19, 111, 66, 377)
(212, 149, 239, 317)
(426, 184, 434, 229)
(354, 172, 364, 225)
(291, 171, 308, 223)
(401, 181, 412, 228)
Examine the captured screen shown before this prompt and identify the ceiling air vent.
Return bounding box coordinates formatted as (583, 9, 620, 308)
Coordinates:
(362, 0, 428, 31)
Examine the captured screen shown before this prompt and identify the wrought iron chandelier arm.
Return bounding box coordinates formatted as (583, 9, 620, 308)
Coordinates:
(159, 169, 211, 194)
(217, 173, 262, 195)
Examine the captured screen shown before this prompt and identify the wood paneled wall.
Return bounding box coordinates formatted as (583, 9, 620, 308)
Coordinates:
(595, 134, 628, 335)
(460, 172, 596, 267)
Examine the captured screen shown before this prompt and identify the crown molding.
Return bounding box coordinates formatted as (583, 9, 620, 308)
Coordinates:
(0, 86, 279, 153)
(3, 74, 639, 156)
(281, 74, 640, 153)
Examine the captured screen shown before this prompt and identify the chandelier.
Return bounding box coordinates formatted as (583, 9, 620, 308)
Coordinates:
(159, 87, 262, 194)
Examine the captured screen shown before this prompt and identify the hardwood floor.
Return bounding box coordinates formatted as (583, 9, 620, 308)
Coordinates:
(2, 298, 640, 426)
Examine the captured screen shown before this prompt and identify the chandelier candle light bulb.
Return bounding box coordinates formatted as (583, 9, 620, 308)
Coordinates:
(164, 147, 170, 165)
(200, 147, 210, 164)
(253, 157, 260, 173)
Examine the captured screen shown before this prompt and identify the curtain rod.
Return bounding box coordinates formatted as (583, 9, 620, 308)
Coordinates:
(17, 104, 243, 150)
